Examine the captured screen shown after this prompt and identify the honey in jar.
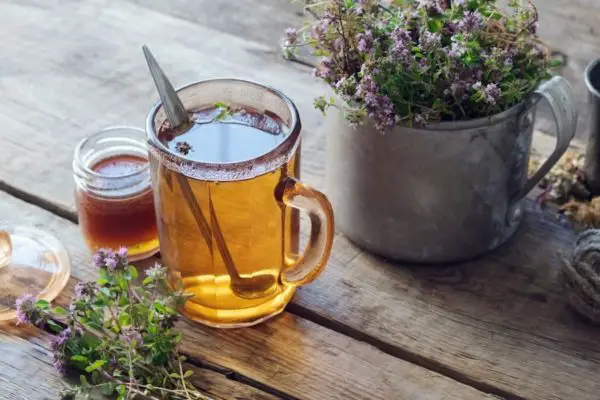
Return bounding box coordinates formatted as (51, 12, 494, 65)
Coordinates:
(73, 127, 159, 260)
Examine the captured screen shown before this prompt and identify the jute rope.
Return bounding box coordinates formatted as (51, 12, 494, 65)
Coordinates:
(561, 230, 600, 324)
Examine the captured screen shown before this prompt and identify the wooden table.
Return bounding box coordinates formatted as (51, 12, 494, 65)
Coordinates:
(2, 1, 600, 399)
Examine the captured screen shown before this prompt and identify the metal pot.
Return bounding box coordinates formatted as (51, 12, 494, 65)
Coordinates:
(324, 76, 577, 263)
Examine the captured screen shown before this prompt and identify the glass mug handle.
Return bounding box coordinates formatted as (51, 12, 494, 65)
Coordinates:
(276, 177, 335, 287)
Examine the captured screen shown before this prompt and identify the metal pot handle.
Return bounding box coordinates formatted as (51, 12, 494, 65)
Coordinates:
(513, 76, 577, 202)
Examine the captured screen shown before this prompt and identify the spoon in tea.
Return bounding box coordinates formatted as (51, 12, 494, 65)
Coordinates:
(142, 45, 276, 299)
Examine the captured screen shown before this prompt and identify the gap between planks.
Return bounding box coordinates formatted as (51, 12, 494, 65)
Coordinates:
(0, 179, 510, 399)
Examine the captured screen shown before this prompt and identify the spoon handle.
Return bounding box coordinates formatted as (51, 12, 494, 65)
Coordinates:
(142, 45, 189, 128)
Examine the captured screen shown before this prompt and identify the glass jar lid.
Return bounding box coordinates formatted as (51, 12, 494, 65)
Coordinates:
(0, 225, 72, 321)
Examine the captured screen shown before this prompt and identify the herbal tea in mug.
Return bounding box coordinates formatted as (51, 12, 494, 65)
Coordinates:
(146, 79, 334, 328)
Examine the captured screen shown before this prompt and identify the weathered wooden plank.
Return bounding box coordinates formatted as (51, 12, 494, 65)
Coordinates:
(128, 0, 307, 50)
(0, 0, 327, 212)
(0, 324, 278, 400)
(0, 191, 492, 400)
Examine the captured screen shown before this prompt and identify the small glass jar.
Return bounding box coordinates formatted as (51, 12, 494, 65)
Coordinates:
(73, 127, 159, 261)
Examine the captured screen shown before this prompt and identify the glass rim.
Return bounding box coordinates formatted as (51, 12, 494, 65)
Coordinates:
(73, 126, 149, 181)
(145, 78, 302, 175)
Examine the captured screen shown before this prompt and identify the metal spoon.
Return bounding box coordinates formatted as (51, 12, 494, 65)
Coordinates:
(142, 46, 276, 299)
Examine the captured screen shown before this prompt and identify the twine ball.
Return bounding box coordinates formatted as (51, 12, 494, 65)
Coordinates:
(561, 229, 600, 324)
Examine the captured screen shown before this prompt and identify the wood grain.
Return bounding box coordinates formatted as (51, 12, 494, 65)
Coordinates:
(0, 324, 278, 400)
(0, 191, 492, 400)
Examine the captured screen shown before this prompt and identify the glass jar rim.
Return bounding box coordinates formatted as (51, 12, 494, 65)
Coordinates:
(145, 78, 302, 181)
(73, 126, 149, 181)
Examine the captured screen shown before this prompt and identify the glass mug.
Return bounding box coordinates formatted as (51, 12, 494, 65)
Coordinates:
(146, 79, 335, 328)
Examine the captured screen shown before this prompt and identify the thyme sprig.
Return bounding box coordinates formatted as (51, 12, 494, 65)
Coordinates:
(15, 248, 212, 400)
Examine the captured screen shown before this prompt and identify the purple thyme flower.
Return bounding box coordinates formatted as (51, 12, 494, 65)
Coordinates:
(15, 294, 36, 325)
(445, 79, 470, 100)
(332, 37, 343, 52)
(483, 83, 502, 105)
(457, 11, 484, 32)
(104, 256, 118, 271)
(314, 57, 335, 81)
(356, 30, 373, 53)
(92, 252, 103, 269)
(530, 41, 547, 59)
(121, 329, 143, 347)
(390, 28, 413, 64)
(357, 75, 395, 132)
(419, 31, 441, 53)
(310, 19, 329, 42)
(51, 328, 72, 352)
(93, 247, 128, 271)
(75, 282, 97, 300)
(93, 248, 114, 269)
(117, 246, 128, 264)
(447, 37, 467, 58)
(417, 0, 444, 14)
(53, 358, 67, 375)
(74, 282, 85, 298)
(418, 58, 430, 73)
(284, 28, 298, 46)
(472, 81, 483, 91)
(145, 263, 167, 281)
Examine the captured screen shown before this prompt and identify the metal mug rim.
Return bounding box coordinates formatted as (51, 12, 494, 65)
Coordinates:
(585, 57, 600, 99)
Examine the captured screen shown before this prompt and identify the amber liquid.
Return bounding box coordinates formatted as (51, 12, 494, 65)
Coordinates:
(77, 155, 159, 260)
(153, 108, 300, 327)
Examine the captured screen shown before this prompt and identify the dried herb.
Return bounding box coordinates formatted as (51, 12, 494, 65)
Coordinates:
(175, 141, 193, 155)
(283, 0, 553, 132)
(15, 248, 212, 400)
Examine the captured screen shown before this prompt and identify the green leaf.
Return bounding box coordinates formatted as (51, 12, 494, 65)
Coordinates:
(164, 306, 177, 315)
(549, 59, 563, 68)
(154, 303, 166, 313)
(183, 370, 193, 378)
(47, 320, 63, 334)
(118, 295, 128, 307)
(100, 287, 111, 298)
(118, 313, 131, 327)
(80, 374, 89, 387)
(118, 278, 128, 290)
(52, 306, 68, 316)
(126, 265, 138, 280)
(142, 276, 154, 286)
(427, 19, 443, 33)
(100, 382, 115, 396)
(85, 360, 105, 373)
(169, 373, 181, 379)
(91, 370, 100, 384)
(97, 278, 109, 286)
(72, 355, 89, 363)
(35, 299, 50, 309)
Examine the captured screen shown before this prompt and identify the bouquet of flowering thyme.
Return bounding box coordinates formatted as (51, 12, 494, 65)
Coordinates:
(16, 248, 211, 400)
(283, 0, 556, 132)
